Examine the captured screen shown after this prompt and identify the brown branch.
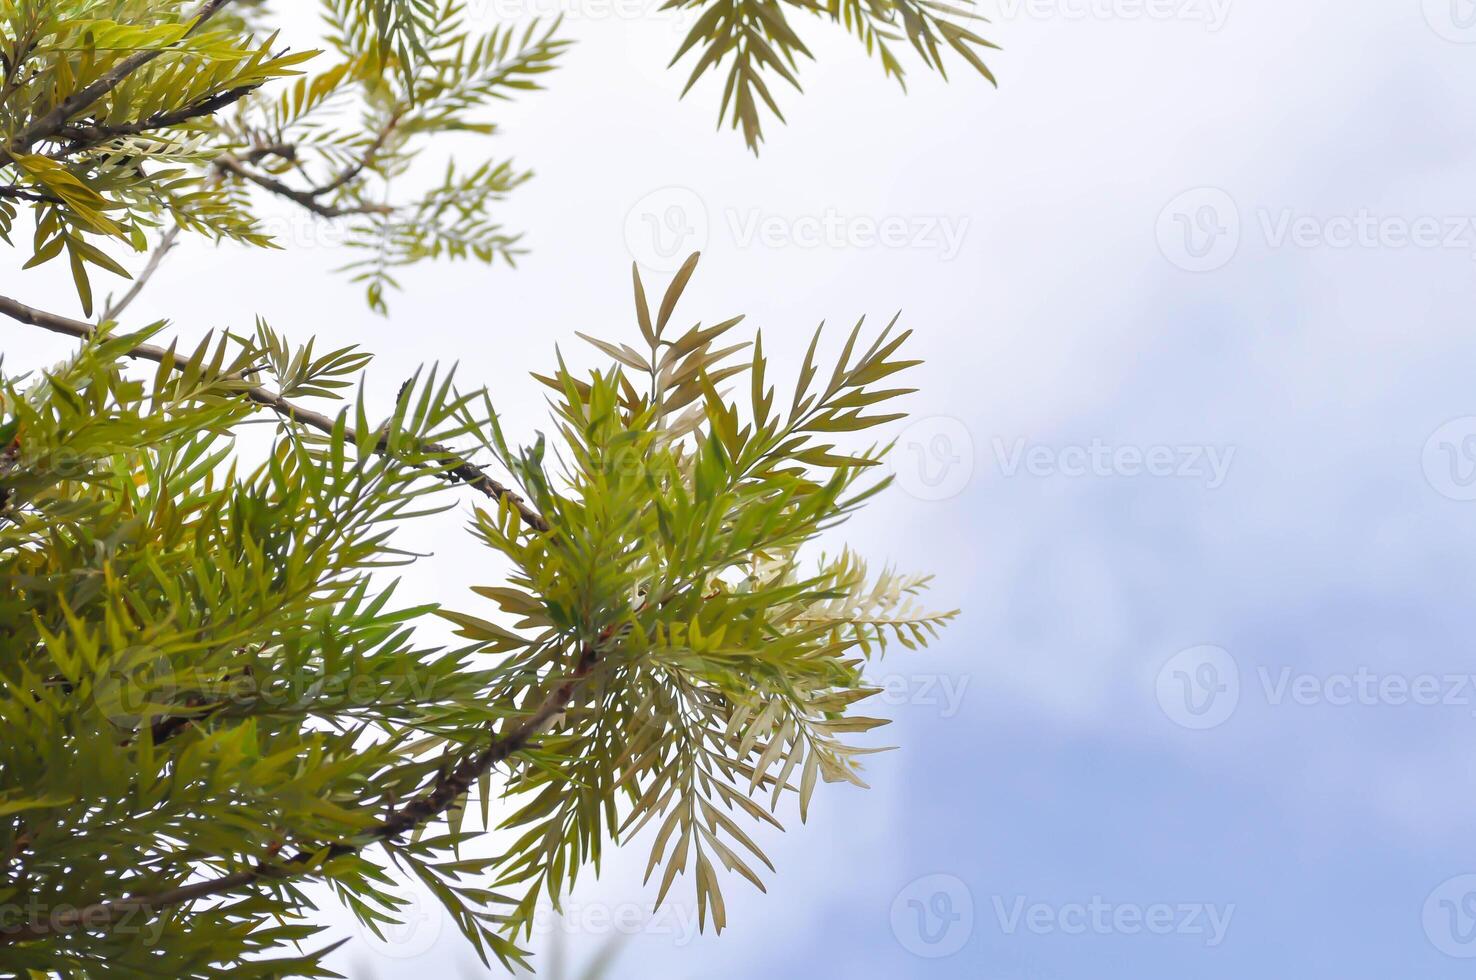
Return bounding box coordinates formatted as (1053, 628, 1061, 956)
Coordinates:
(54, 86, 257, 147)
(0, 654, 599, 945)
(0, 293, 550, 532)
(0, 185, 61, 204)
(240, 142, 296, 165)
(308, 108, 404, 198)
(366, 652, 595, 844)
(213, 154, 393, 218)
(78, 133, 368, 320)
(0, 868, 264, 945)
(0, 0, 236, 169)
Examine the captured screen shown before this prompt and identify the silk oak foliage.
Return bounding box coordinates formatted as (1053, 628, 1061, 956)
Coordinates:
(0, 1, 965, 976)
(0, 0, 995, 313)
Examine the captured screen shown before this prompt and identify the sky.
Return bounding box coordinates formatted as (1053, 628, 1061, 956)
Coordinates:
(6, 0, 1476, 976)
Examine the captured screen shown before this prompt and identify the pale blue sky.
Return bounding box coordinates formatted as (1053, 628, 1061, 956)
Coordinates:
(7, 0, 1476, 976)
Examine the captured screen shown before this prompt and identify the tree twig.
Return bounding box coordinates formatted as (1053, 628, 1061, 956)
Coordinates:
(99, 225, 181, 323)
(214, 154, 393, 218)
(0, 293, 550, 532)
(308, 108, 404, 198)
(54, 86, 257, 147)
(241, 142, 297, 165)
(0, 185, 62, 204)
(0, 654, 598, 944)
(0, 0, 237, 169)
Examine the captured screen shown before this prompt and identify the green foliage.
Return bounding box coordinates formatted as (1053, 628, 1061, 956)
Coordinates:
(0, 0, 994, 311)
(0, 0, 569, 314)
(0, 324, 504, 973)
(0, 1, 967, 975)
(441, 256, 956, 947)
(0, 253, 954, 974)
(665, 0, 998, 151)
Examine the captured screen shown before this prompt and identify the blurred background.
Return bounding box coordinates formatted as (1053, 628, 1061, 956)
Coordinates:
(8, 0, 1476, 975)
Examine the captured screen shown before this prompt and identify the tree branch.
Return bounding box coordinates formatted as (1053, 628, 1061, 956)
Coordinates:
(213, 154, 393, 218)
(0, 0, 237, 169)
(99, 225, 181, 323)
(54, 86, 257, 147)
(0, 293, 550, 532)
(0, 654, 598, 945)
(241, 142, 297, 165)
(308, 108, 405, 198)
(0, 185, 61, 204)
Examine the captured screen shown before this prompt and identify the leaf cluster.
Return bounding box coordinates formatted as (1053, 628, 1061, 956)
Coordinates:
(0, 254, 955, 974)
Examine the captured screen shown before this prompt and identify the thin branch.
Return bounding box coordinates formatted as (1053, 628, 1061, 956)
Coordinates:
(309, 108, 404, 198)
(241, 142, 297, 165)
(0, 293, 550, 532)
(0, 185, 60, 204)
(214, 154, 393, 218)
(0, 0, 236, 169)
(0, 654, 598, 945)
(0, 869, 264, 945)
(368, 650, 596, 844)
(54, 86, 257, 147)
(99, 225, 180, 323)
